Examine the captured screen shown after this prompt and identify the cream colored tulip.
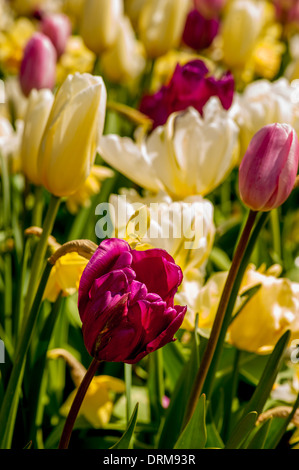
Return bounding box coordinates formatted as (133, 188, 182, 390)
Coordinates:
(138, 0, 190, 58)
(21, 89, 54, 185)
(221, 0, 266, 68)
(80, 0, 124, 54)
(37, 72, 107, 197)
(230, 77, 299, 158)
(186, 264, 299, 354)
(98, 99, 239, 199)
(228, 266, 299, 354)
(108, 189, 215, 274)
(101, 16, 146, 83)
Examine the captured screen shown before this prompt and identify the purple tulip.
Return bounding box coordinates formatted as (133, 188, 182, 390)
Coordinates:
(19, 32, 57, 97)
(239, 123, 299, 211)
(40, 13, 72, 57)
(183, 9, 220, 50)
(139, 59, 234, 128)
(78, 238, 187, 364)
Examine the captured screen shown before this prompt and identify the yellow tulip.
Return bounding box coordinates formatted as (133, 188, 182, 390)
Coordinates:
(21, 89, 54, 185)
(190, 264, 299, 354)
(138, 0, 190, 58)
(221, 0, 266, 68)
(56, 36, 96, 85)
(101, 15, 146, 83)
(43, 252, 88, 303)
(37, 72, 107, 197)
(80, 0, 124, 55)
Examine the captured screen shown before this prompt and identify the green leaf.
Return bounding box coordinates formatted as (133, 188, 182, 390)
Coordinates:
(225, 412, 258, 449)
(245, 418, 272, 449)
(174, 395, 207, 449)
(242, 330, 291, 418)
(110, 403, 139, 449)
(158, 330, 200, 449)
(162, 340, 187, 391)
(265, 392, 299, 449)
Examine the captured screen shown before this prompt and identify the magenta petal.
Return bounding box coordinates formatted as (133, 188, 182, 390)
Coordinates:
(78, 239, 132, 314)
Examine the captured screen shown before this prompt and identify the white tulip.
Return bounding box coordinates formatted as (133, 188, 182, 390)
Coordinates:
(98, 99, 239, 199)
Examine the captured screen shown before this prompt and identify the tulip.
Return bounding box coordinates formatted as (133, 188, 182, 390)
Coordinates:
(194, 0, 227, 18)
(37, 72, 107, 197)
(182, 9, 220, 51)
(221, 0, 266, 68)
(21, 88, 54, 185)
(40, 13, 72, 57)
(98, 98, 239, 199)
(19, 32, 57, 97)
(0, 116, 24, 173)
(78, 238, 186, 363)
(138, 0, 190, 58)
(239, 123, 299, 211)
(100, 16, 146, 83)
(44, 252, 88, 303)
(185, 264, 299, 354)
(80, 0, 124, 55)
(139, 59, 235, 128)
(229, 78, 299, 159)
(108, 190, 215, 274)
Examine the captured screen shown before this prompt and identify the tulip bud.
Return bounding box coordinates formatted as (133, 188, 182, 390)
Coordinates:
(40, 13, 72, 57)
(138, 0, 190, 58)
(21, 88, 54, 185)
(194, 0, 227, 18)
(19, 32, 57, 97)
(221, 0, 265, 68)
(80, 0, 124, 55)
(182, 9, 220, 51)
(37, 72, 107, 197)
(239, 123, 299, 211)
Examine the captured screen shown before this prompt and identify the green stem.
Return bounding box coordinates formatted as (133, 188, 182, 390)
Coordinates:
(202, 212, 269, 400)
(222, 349, 241, 441)
(23, 194, 61, 317)
(183, 210, 258, 427)
(58, 358, 101, 449)
(0, 262, 53, 448)
(31, 185, 44, 228)
(125, 363, 132, 425)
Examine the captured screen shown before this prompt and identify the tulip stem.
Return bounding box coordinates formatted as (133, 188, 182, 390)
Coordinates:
(125, 363, 132, 425)
(183, 209, 258, 428)
(24, 194, 61, 317)
(58, 358, 101, 449)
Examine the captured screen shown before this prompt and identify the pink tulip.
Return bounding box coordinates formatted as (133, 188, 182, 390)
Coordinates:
(78, 238, 186, 364)
(19, 32, 57, 97)
(239, 123, 299, 211)
(40, 13, 72, 57)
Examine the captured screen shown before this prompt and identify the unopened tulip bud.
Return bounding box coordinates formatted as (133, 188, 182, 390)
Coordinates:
(37, 73, 107, 197)
(40, 13, 72, 57)
(19, 32, 57, 97)
(80, 0, 124, 55)
(239, 123, 299, 211)
(182, 9, 220, 50)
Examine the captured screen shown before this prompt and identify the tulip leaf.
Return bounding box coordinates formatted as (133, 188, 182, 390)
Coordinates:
(110, 403, 139, 449)
(242, 330, 291, 418)
(264, 392, 299, 449)
(174, 394, 207, 449)
(245, 418, 272, 449)
(158, 330, 200, 449)
(225, 412, 258, 449)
